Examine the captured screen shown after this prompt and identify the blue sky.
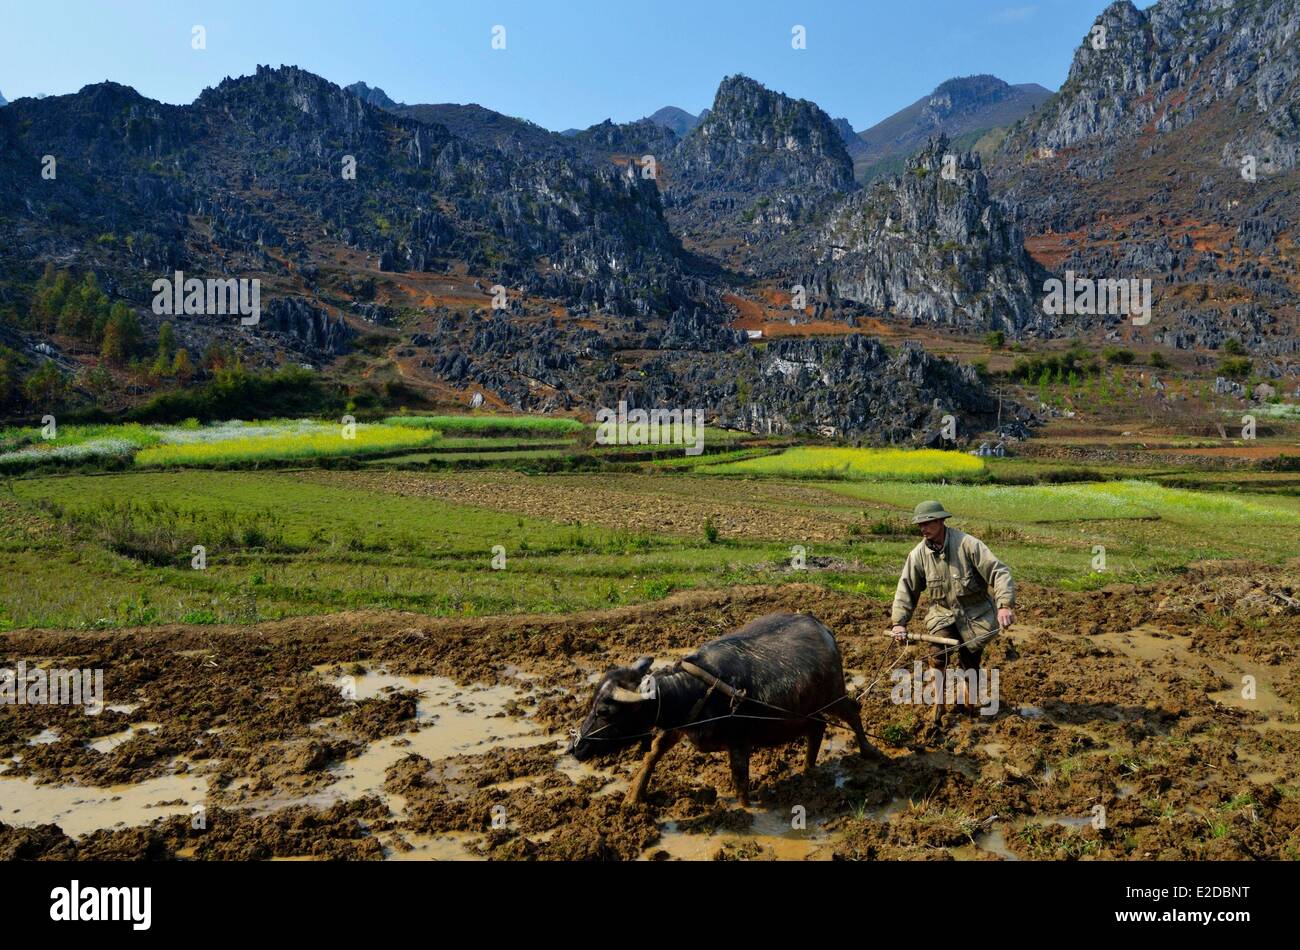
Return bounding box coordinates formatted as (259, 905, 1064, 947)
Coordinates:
(0, 0, 1114, 131)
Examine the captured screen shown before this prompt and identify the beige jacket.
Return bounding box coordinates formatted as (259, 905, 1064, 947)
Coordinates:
(891, 527, 1015, 627)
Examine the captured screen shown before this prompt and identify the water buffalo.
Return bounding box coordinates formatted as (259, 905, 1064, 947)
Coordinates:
(568, 612, 880, 805)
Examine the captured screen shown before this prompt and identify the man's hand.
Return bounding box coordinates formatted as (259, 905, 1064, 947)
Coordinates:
(998, 607, 1015, 630)
(890, 624, 908, 641)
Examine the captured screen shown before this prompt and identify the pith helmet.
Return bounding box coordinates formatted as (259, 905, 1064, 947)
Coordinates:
(912, 500, 953, 524)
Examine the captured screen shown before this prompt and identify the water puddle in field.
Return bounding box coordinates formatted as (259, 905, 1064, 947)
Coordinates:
(650, 806, 834, 861)
(642, 727, 885, 860)
(229, 667, 550, 820)
(1099, 627, 1298, 731)
(553, 755, 625, 796)
(325, 669, 545, 802)
(88, 722, 160, 754)
(0, 771, 206, 838)
(1093, 626, 1194, 663)
(384, 830, 488, 861)
(1208, 659, 1295, 719)
(951, 826, 1018, 861)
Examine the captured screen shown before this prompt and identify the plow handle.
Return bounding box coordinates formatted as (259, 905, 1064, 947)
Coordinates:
(883, 630, 961, 647)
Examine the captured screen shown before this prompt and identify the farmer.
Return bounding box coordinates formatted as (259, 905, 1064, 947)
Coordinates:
(889, 500, 1015, 736)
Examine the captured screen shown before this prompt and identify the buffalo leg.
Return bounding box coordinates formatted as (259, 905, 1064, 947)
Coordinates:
(728, 745, 752, 806)
(830, 696, 882, 761)
(624, 730, 680, 806)
(805, 722, 826, 771)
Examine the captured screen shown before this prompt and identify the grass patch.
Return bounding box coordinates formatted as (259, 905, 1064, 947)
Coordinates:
(384, 414, 584, 435)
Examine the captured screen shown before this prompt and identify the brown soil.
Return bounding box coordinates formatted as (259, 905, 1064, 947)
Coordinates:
(300, 469, 865, 542)
(2, 562, 1297, 860)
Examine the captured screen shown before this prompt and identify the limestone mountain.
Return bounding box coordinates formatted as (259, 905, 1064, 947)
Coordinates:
(853, 75, 1051, 183)
(392, 99, 676, 166)
(989, 0, 1300, 366)
(0, 65, 1030, 440)
(664, 74, 857, 273)
(0, 66, 704, 376)
(644, 106, 701, 137)
(343, 82, 401, 111)
(811, 135, 1049, 336)
(567, 118, 679, 161)
(604, 333, 1016, 445)
(397, 101, 567, 156)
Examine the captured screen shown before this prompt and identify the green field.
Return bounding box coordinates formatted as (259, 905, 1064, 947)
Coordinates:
(0, 469, 790, 628)
(0, 415, 582, 473)
(2, 444, 1297, 629)
(384, 414, 585, 434)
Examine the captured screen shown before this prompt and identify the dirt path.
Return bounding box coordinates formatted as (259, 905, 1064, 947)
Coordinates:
(2, 563, 1298, 860)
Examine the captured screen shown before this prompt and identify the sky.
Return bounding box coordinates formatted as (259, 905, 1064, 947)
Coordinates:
(0, 0, 1116, 132)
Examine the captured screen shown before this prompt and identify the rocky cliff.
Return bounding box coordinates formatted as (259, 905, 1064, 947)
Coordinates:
(811, 135, 1049, 335)
(989, 0, 1300, 365)
(605, 334, 1021, 445)
(664, 75, 857, 274)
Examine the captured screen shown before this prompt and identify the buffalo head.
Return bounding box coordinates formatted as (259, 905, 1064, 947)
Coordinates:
(568, 656, 658, 761)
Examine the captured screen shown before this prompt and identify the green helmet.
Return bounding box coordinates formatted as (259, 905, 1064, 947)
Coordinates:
(911, 500, 953, 524)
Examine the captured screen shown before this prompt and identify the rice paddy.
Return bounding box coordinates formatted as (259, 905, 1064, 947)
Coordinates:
(700, 446, 988, 481)
(135, 421, 437, 467)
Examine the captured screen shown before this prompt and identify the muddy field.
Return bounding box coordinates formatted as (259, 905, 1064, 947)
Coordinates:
(1, 561, 1298, 861)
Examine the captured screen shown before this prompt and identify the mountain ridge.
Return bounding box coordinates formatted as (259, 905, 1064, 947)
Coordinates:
(853, 74, 1052, 182)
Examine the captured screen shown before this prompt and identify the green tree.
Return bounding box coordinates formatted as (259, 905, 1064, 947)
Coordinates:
(100, 305, 142, 365)
(56, 271, 111, 342)
(23, 361, 65, 407)
(33, 265, 71, 330)
(156, 321, 175, 362)
(1218, 356, 1251, 380)
(152, 321, 176, 377)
